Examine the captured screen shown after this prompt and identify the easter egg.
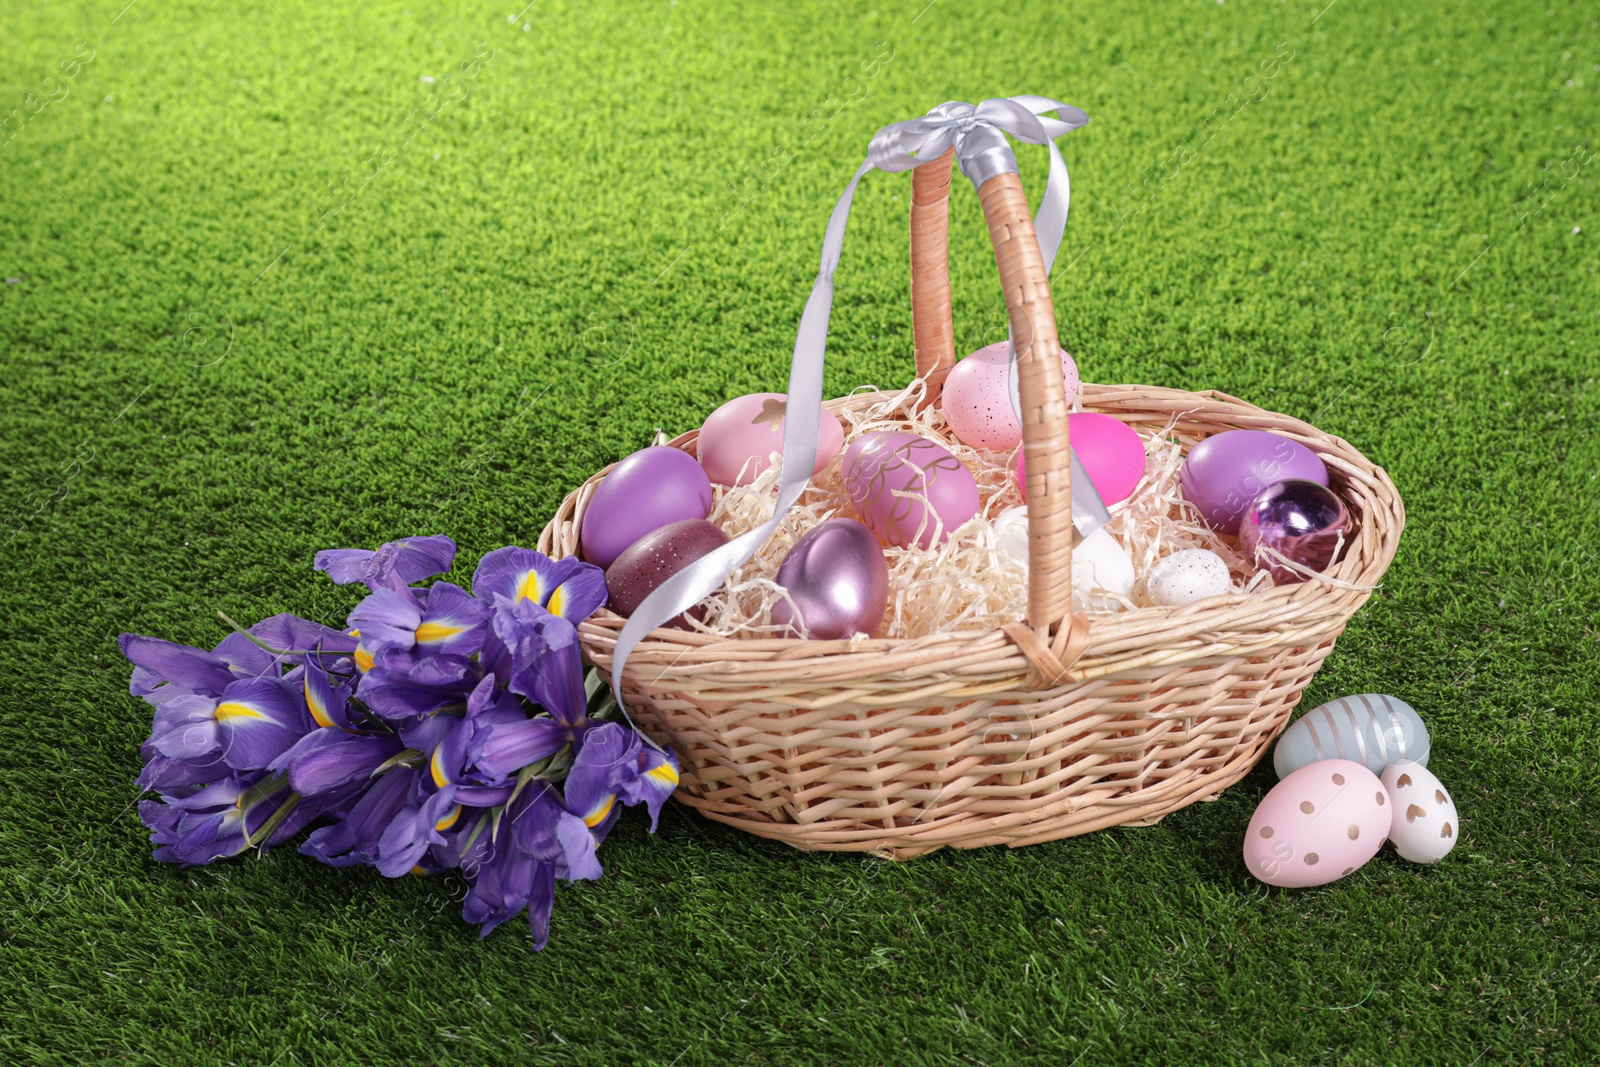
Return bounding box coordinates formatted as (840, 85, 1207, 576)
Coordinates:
(1243, 759, 1390, 888)
(1381, 761, 1458, 864)
(1179, 430, 1329, 534)
(1239, 479, 1355, 583)
(1274, 693, 1430, 780)
(580, 446, 714, 570)
(991, 505, 1031, 563)
(697, 393, 846, 487)
(769, 519, 889, 640)
(1017, 412, 1145, 507)
(841, 432, 980, 549)
(1146, 548, 1233, 606)
(603, 518, 730, 627)
(942, 341, 1079, 451)
(1072, 528, 1135, 612)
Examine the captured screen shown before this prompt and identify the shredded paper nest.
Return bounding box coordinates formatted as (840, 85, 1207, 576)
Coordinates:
(684, 381, 1271, 641)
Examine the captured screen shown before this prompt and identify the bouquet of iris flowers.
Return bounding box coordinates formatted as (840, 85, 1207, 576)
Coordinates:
(121, 536, 678, 949)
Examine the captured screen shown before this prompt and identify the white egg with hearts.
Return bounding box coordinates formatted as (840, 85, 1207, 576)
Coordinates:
(1381, 760, 1459, 864)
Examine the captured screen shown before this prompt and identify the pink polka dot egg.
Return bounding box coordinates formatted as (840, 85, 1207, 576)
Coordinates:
(942, 341, 1079, 451)
(1243, 759, 1390, 888)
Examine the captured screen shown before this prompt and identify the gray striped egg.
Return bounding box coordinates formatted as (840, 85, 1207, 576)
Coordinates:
(1273, 693, 1430, 779)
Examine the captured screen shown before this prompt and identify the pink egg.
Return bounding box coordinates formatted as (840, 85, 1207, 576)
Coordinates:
(841, 432, 980, 549)
(1017, 412, 1146, 507)
(942, 341, 1080, 451)
(1243, 759, 1390, 888)
(697, 392, 845, 486)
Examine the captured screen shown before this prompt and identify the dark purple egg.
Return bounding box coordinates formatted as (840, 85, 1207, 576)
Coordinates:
(1239, 479, 1356, 583)
(1180, 430, 1329, 534)
(770, 518, 889, 640)
(604, 518, 730, 628)
(580, 446, 714, 570)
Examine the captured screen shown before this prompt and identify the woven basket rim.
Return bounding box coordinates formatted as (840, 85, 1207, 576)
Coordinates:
(537, 380, 1405, 688)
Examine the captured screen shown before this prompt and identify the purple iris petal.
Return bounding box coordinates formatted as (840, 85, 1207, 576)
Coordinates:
(413, 581, 491, 657)
(545, 565, 608, 623)
(469, 718, 570, 781)
(300, 767, 419, 868)
(137, 750, 229, 792)
(561, 721, 636, 829)
(213, 677, 313, 771)
(211, 631, 283, 680)
(400, 713, 459, 764)
(283, 730, 405, 796)
(119, 634, 236, 699)
(375, 787, 460, 877)
(315, 535, 457, 592)
(555, 811, 604, 882)
(472, 547, 581, 607)
(301, 663, 353, 731)
(525, 862, 557, 950)
(147, 694, 222, 760)
(250, 613, 359, 663)
(618, 744, 682, 833)
(525, 640, 588, 729)
(348, 588, 423, 654)
(462, 843, 537, 938)
(452, 783, 515, 806)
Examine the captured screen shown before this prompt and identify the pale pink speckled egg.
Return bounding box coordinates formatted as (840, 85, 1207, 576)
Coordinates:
(942, 342, 1079, 451)
(697, 392, 845, 487)
(1243, 759, 1390, 888)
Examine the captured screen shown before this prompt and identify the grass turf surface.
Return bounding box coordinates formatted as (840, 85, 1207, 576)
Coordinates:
(2, 0, 1598, 1063)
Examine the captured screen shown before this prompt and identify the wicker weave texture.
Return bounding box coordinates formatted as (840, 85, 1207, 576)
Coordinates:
(537, 385, 1404, 859)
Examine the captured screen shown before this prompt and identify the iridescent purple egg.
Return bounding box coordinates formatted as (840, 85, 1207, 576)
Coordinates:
(1180, 430, 1329, 534)
(581, 446, 714, 570)
(770, 518, 889, 640)
(1239, 479, 1355, 583)
(604, 518, 730, 628)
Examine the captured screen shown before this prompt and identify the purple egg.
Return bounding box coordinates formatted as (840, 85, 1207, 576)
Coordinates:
(1239, 479, 1355, 583)
(770, 519, 889, 640)
(841, 432, 980, 549)
(1180, 430, 1329, 534)
(580, 446, 714, 569)
(604, 518, 730, 628)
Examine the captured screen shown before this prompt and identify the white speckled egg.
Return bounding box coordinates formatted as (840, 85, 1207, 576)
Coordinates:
(991, 506, 1030, 563)
(1381, 760, 1459, 864)
(1146, 548, 1232, 606)
(1071, 528, 1134, 612)
(1243, 759, 1390, 888)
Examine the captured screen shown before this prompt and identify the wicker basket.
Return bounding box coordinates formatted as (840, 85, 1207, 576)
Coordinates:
(537, 148, 1404, 860)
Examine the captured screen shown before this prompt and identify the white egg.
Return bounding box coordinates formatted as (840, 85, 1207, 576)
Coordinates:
(992, 505, 1031, 563)
(1381, 760, 1459, 864)
(1071, 527, 1134, 611)
(1146, 548, 1233, 606)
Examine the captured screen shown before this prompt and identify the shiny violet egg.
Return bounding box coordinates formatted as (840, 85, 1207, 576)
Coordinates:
(1017, 412, 1146, 507)
(1179, 430, 1329, 534)
(842, 432, 980, 549)
(1238, 479, 1355, 583)
(580, 446, 714, 569)
(942, 342, 1079, 451)
(770, 518, 889, 640)
(697, 392, 846, 487)
(604, 518, 730, 628)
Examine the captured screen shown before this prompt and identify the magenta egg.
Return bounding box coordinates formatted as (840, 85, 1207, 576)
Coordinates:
(604, 518, 730, 628)
(1179, 430, 1329, 534)
(942, 342, 1079, 451)
(770, 519, 889, 640)
(841, 432, 980, 549)
(697, 392, 846, 486)
(1238, 479, 1355, 583)
(580, 446, 714, 569)
(1017, 412, 1146, 507)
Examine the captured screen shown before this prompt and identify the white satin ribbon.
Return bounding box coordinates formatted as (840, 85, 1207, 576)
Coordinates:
(609, 97, 1089, 715)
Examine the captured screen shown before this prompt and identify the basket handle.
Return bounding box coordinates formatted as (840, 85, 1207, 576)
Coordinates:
(909, 152, 1075, 633)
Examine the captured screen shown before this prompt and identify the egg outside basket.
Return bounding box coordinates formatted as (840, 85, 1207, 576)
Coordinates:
(537, 147, 1404, 860)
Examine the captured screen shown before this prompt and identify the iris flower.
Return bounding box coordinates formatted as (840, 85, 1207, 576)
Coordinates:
(144, 676, 311, 772)
(472, 546, 607, 623)
(469, 640, 590, 780)
(314, 535, 457, 592)
(347, 582, 489, 663)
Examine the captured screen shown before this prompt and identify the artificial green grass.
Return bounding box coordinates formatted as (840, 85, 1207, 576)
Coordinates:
(2, 0, 1598, 1063)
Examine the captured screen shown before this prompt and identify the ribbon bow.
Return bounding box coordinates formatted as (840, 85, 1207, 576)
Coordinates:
(609, 97, 1089, 716)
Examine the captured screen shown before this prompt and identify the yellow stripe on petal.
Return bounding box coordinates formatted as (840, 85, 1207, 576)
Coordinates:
(353, 645, 375, 673)
(547, 584, 566, 617)
(583, 794, 616, 829)
(214, 701, 269, 722)
(409, 865, 428, 876)
(430, 746, 451, 789)
(414, 620, 466, 645)
(305, 677, 335, 730)
(347, 629, 361, 638)
(514, 569, 542, 604)
(646, 762, 680, 788)
(434, 805, 462, 832)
